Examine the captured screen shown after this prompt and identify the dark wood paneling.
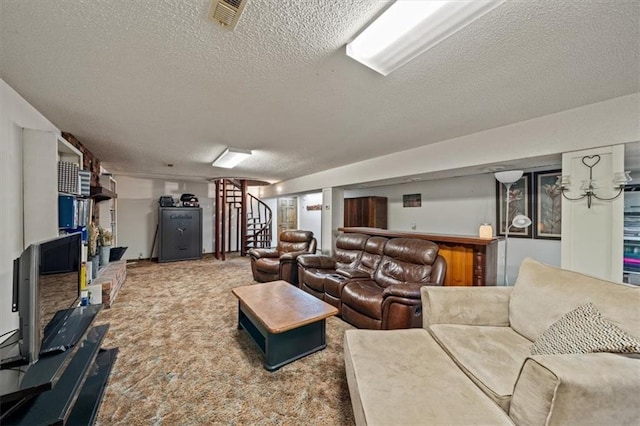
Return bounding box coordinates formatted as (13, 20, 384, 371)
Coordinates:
(344, 197, 387, 229)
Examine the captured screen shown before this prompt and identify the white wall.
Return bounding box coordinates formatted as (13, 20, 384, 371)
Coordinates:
(561, 145, 625, 281)
(116, 176, 214, 260)
(345, 174, 561, 284)
(346, 174, 496, 234)
(261, 94, 639, 198)
(1, 79, 60, 337)
(298, 192, 323, 251)
(321, 187, 344, 255)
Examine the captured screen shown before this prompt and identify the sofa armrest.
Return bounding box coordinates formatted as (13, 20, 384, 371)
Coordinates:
(297, 254, 336, 269)
(382, 283, 424, 300)
(336, 267, 370, 279)
(510, 353, 640, 425)
(280, 250, 309, 262)
(421, 286, 512, 328)
(248, 247, 279, 259)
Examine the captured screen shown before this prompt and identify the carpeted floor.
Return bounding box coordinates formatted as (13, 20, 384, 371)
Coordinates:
(94, 255, 355, 425)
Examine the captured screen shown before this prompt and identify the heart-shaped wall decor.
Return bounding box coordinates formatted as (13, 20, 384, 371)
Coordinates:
(582, 155, 601, 169)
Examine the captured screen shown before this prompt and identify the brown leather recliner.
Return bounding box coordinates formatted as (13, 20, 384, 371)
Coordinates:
(248, 230, 316, 285)
(341, 238, 446, 330)
(297, 233, 370, 300)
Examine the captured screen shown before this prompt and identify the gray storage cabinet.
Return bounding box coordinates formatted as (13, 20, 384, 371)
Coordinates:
(158, 207, 203, 262)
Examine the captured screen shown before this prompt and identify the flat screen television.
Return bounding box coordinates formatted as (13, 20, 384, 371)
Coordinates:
(11, 232, 82, 365)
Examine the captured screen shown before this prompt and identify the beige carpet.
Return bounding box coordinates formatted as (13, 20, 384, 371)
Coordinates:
(94, 255, 355, 425)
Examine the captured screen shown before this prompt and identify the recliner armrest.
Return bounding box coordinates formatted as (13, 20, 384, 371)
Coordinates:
(421, 286, 512, 328)
(297, 254, 337, 269)
(280, 250, 309, 262)
(248, 248, 280, 259)
(382, 283, 424, 300)
(336, 268, 370, 279)
(510, 353, 640, 425)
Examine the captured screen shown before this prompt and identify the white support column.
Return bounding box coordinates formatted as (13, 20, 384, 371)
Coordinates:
(321, 187, 344, 255)
(561, 144, 625, 282)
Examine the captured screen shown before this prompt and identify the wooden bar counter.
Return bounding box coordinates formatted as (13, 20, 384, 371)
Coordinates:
(339, 227, 499, 286)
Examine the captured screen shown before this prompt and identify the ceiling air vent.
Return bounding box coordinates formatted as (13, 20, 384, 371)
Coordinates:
(209, 0, 247, 30)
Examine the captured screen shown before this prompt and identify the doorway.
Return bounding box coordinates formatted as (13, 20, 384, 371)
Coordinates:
(278, 197, 297, 235)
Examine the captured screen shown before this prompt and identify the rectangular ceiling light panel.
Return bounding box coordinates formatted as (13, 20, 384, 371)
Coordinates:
(212, 148, 252, 168)
(346, 0, 505, 76)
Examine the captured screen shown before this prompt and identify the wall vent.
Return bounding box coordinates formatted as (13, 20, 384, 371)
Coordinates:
(209, 0, 247, 30)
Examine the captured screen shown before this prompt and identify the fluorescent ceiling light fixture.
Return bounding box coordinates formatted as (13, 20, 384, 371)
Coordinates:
(212, 148, 251, 168)
(346, 0, 505, 76)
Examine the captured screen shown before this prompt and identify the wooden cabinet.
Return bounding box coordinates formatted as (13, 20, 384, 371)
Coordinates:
(344, 196, 387, 229)
(339, 227, 498, 286)
(438, 245, 474, 286)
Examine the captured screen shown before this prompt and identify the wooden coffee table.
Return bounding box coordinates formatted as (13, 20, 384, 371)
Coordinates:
(232, 280, 339, 371)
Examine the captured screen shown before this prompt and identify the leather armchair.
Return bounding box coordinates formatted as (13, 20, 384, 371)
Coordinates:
(248, 230, 316, 285)
(341, 238, 446, 330)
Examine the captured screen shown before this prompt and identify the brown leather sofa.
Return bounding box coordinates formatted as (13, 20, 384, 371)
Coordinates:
(297, 233, 369, 299)
(298, 235, 388, 312)
(342, 238, 446, 329)
(298, 235, 446, 329)
(248, 230, 317, 285)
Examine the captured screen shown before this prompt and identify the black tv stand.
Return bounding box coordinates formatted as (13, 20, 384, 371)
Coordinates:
(40, 305, 101, 355)
(0, 355, 28, 370)
(0, 306, 117, 425)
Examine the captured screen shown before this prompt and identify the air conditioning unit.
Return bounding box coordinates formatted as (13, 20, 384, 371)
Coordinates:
(208, 0, 248, 31)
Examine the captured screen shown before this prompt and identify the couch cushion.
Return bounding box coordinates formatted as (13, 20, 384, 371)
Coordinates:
(342, 281, 384, 320)
(277, 230, 314, 253)
(254, 257, 279, 273)
(510, 258, 640, 342)
(356, 236, 387, 275)
(531, 302, 640, 355)
(334, 233, 369, 268)
(510, 353, 640, 426)
(344, 329, 513, 426)
(373, 238, 439, 288)
(429, 324, 533, 412)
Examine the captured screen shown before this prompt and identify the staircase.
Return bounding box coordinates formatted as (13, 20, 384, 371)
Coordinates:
(214, 179, 272, 260)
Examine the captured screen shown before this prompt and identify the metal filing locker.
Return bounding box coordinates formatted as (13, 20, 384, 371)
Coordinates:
(158, 207, 203, 262)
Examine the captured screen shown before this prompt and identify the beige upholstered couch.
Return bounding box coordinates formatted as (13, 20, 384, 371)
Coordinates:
(344, 258, 640, 425)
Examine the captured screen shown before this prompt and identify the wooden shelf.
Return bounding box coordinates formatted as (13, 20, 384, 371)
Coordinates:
(90, 186, 117, 203)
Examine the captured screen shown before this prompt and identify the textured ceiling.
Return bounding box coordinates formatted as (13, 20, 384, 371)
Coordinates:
(1, 0, 638, 184)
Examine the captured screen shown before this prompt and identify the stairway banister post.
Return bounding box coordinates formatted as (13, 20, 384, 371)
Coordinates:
(240, 180, 248, 256)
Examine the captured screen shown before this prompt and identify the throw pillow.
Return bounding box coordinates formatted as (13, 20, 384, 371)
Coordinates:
(531, 302, 640, 355)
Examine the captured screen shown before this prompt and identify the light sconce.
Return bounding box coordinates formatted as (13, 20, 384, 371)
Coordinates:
(556, 155, 631, 208)
(212, 148, 252, 169)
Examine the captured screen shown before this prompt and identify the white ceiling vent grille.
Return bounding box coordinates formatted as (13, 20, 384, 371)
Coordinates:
(209, 0, 247, 31)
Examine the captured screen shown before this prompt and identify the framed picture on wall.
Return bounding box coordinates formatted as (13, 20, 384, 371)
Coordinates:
(403, 193, 421, 207)
(496, 174, 532, 238)
(533, 170, 562, 239)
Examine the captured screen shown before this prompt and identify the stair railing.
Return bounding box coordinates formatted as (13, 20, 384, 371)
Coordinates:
(214, 178, 272, 259)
